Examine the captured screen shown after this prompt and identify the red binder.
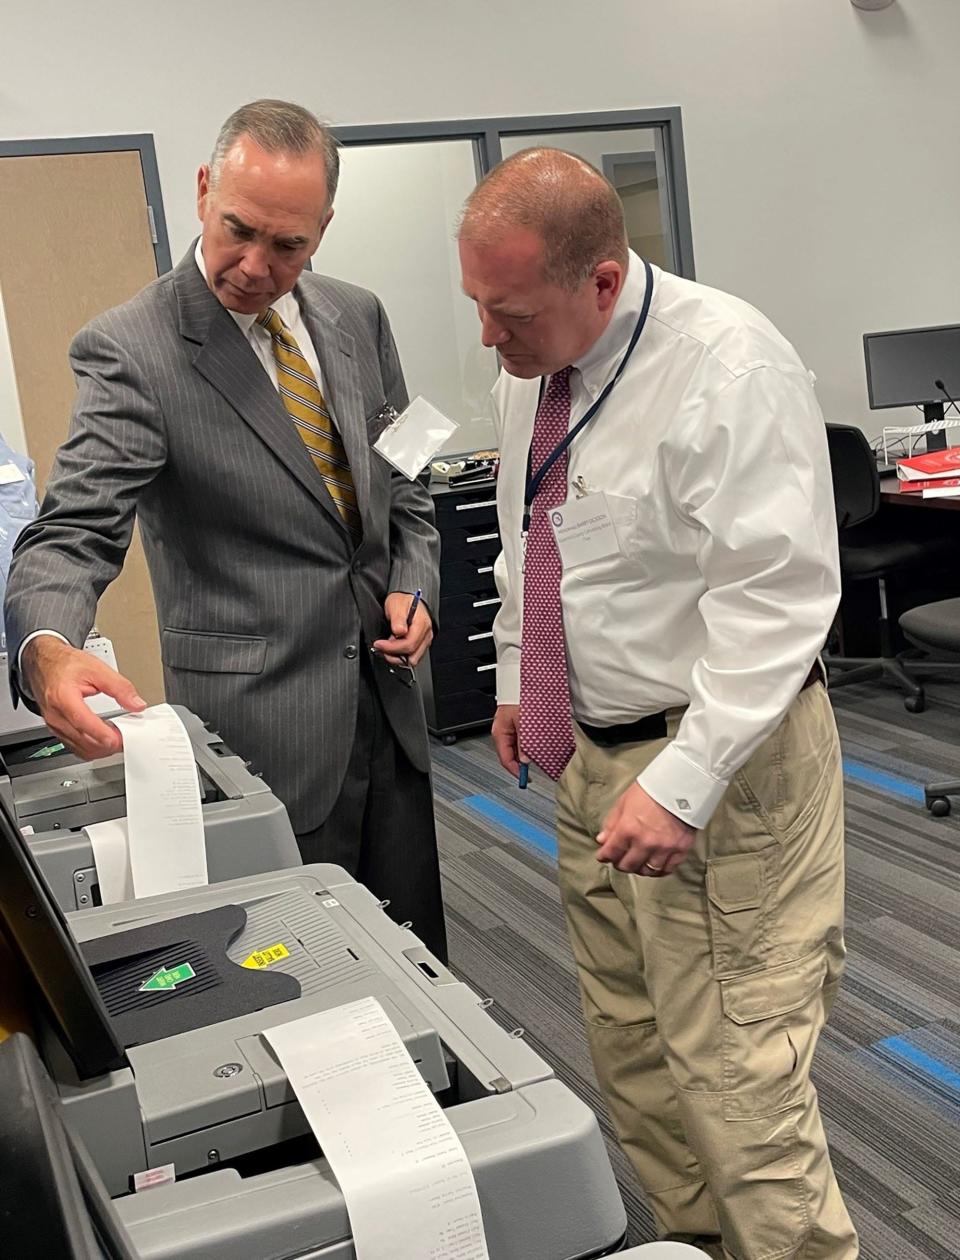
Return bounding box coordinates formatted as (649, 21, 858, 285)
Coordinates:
(898, 474, 960, 494)
(896, 447, 960, 481)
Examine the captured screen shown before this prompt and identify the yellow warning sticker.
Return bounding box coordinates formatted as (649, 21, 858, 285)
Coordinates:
(241, 943, 290, 969)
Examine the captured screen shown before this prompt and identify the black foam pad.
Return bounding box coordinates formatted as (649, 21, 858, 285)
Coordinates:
(81, 904, 301, 1046)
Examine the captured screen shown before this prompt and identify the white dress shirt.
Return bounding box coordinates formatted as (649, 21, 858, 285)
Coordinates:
(491, 251, 841, 829)
(19, 245, 332, 672)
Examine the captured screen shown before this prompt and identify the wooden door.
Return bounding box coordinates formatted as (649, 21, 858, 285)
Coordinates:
(0, 149, 164, 701)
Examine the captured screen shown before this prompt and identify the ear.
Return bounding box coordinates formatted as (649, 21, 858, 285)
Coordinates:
(314, 207, 335, 249)
(594, 260, 625, 313)
(196, 165, 211, 220)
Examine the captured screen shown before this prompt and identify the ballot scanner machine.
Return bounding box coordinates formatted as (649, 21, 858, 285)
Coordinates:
(0, 804, 629, 1260)
(0, 1035, 642, 1260)
(0, 704, 301, 911)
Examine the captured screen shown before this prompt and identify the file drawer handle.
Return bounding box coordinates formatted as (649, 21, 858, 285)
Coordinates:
(454, 499, 497, 511)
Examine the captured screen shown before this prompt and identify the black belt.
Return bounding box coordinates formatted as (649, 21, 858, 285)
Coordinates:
(578, 711, 668, 747)
(577, 664, 821, 750)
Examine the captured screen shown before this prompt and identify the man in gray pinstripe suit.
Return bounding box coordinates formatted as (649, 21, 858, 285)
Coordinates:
(4, 100, 447, 959)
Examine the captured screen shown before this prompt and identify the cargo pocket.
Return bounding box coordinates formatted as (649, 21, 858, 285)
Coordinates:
(720, 948, 828, 1120)
(706, 849, 776, 979)
(735, 686, 840, 844)
(161, 629, 267, 675)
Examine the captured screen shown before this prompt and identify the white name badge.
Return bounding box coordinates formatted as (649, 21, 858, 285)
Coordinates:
(373, 396, 460, 481)
(550, 493, 623, 569)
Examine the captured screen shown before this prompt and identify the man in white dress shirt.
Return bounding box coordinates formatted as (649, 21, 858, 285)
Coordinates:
(458, 148, 858, 1259)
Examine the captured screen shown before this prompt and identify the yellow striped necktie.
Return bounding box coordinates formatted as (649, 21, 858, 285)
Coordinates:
(257, 308, 361, 538)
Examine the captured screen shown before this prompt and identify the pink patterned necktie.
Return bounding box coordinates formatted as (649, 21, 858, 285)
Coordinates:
(519, 366, 577, 780)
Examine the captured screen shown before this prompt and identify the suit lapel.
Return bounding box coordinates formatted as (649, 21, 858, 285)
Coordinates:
(299, 290, 373, 534)
(175, 250, 346, 532)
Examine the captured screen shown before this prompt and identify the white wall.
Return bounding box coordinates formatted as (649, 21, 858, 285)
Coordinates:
(3, 0, 959, 441)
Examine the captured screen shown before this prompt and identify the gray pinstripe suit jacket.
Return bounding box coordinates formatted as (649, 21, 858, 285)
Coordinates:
(5, 246, 440, 833)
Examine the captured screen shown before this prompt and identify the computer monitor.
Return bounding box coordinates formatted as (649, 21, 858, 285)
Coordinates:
(863, 323, 960, 452)
(0, 791, 125, 1079)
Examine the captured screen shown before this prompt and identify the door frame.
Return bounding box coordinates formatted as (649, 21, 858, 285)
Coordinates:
(0, 134, 172, 275)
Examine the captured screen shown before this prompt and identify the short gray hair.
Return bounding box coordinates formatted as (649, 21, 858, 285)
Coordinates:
(210, 99, 340, 207)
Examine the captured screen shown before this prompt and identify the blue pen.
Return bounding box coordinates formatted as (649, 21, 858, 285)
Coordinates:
(518, 762, 529, 790)
(405, 588, 422, 628)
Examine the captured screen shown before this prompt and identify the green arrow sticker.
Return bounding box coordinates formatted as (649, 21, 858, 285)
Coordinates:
(28, 741, 65, 760)
(138, 962, 196, 993)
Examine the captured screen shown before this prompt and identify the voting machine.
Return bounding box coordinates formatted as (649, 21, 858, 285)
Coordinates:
(0, 798, 629, 1259)
(0, 704, 301, 911)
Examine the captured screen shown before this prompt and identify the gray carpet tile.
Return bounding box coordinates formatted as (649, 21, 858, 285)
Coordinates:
(430, 678, 960, 1257)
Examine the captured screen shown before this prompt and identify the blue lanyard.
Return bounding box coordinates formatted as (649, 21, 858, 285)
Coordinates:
(523, 259, 654, 531)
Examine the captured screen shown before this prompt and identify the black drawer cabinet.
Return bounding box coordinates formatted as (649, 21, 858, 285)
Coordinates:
(423, 479, 502, 742)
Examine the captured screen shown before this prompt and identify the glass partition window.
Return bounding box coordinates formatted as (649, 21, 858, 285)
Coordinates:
(499, 127, 674, 272)
(313, 140, 498, 455)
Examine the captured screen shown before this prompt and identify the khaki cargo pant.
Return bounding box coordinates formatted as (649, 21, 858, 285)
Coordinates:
(555, 683, 859, 1260)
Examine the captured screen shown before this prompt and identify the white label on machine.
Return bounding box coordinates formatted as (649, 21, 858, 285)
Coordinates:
(133, 1164, 176, 1192)
(265, 997, 489, 1260)
(112, 704, 208, 899)
(83, 635, 122, 716)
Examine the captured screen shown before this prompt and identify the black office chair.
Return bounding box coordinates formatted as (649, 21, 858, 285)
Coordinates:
(823, 424, 953, 712)
(899, 597, 960, 816)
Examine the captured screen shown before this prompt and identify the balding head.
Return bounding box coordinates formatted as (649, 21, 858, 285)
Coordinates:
(459, 148, 628, 291)
(458, 149, 629, 378)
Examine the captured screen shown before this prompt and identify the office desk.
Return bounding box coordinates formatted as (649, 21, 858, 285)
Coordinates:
(881, 481, 960, 512)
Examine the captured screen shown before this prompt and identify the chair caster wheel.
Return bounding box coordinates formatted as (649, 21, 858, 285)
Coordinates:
(904, 695, 925, 714)
(929, 797, 951, 818)
(441, 734, 457, 746)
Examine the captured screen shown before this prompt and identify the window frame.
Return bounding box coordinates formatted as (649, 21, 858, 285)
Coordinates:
(333, 107, 695, 279)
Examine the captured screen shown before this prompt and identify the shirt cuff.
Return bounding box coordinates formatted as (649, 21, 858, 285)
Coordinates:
(637, 741, 730, 830)
(496, 657, 521, 706)
(18, 629, 70, 671)
(17, 630, 70, 702)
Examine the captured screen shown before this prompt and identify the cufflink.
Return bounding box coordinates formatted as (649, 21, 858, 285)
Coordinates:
(675, 798, 691, 811)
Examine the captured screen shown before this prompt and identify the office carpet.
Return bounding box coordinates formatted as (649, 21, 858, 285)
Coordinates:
(431, 678, 960, 1258)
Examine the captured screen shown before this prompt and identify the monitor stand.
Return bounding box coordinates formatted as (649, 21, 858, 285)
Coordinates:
(923, 401, 948, 451)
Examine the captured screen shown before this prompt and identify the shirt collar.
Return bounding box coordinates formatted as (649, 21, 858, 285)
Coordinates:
(571, 249, 650, 401)
(193, 239, 300, 334)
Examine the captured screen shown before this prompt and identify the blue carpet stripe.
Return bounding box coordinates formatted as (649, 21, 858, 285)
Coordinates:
(460, 795, 558, 859)
(842, 758, 925, 802)
(459, 764, 923, 864)
(876, 1036, 960, 1094)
